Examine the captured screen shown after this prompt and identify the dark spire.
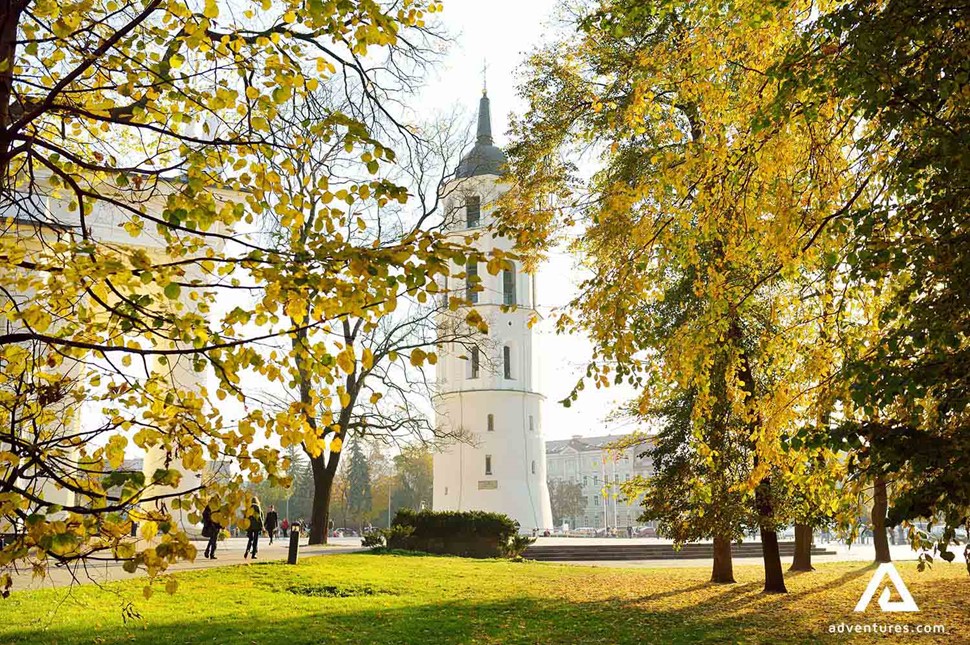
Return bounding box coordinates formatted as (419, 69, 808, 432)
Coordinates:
(455, 88, 507, 179)
(476, 92, 493, 145)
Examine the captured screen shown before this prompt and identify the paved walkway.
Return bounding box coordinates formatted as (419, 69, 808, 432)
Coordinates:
(9, 536, 365, 593)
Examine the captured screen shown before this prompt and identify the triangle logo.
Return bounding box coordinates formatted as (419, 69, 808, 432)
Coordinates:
(854, 563, 919, 612)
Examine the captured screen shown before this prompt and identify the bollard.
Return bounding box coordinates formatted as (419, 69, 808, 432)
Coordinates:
(287, 525, 300, 565)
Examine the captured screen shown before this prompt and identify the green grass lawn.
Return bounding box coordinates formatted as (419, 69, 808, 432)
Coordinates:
(1, 554, 968, 644)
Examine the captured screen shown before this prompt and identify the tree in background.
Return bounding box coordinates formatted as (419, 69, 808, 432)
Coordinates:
(632, 389, 755, 584)
(248, 88, 493, 545)
(391, 445, 433, 514)
(345, 439, 372, 531)
(548, 479, 585, 528)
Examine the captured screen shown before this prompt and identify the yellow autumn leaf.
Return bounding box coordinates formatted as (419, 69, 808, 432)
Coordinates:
(409, 348, 426, 367)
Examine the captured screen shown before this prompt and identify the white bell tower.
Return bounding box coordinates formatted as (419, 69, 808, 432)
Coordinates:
(432, 91, 553, 533)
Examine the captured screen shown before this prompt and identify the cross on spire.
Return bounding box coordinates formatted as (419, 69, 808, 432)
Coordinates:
(482, 59, 488, 95)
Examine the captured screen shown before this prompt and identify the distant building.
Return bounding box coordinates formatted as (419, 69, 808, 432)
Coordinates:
(545, 434, 654, 530)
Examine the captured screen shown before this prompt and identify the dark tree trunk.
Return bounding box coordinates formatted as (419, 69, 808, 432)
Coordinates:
(757, 482, 787, 593)
(872, 475, 891, 563)
(789, 523, 815, 571)
(308, 452, 340, 545)
(0, 1, 24, 179)
(760, 526, 787, 593)
(711, 534, 735, 583)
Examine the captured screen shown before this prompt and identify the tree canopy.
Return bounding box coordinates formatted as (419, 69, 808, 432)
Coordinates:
(0, 0, 477, 596)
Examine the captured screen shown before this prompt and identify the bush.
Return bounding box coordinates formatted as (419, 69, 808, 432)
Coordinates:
(389, 509, 520, 558)
(361, 530, 385, 549)
(503, 534, 536, 560)
(383, 524, 414, 550)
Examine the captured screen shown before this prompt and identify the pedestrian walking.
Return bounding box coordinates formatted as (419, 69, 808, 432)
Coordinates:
(202, 502, 221, 560)
(281, 517, 290, 538)
(243, 499, 264, 559)
(265, 505, 279, 545)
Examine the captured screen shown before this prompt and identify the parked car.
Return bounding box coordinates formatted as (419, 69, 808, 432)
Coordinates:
(571, 527, 598, 537)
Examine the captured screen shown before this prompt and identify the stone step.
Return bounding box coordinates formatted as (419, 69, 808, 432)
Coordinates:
(523, 541, 838, 561)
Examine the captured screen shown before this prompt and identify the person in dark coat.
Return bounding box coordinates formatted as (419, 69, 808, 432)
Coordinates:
(265, 505, 279, 545)
(243, 499, 263, 559)
(202, 503, 221, 560)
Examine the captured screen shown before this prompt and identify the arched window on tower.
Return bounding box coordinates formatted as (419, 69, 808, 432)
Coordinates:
(531, 460, 536, 474)
(503, 345, 512, 379)
(503, 264, 516, 306)
(487, 414, 494, 432)
(466, 260, 479, 304)
(469, 346, 480, 379)
(465, 195, 481, 228)
(485, 454, 493, 476)
(529, 415, 535, 432)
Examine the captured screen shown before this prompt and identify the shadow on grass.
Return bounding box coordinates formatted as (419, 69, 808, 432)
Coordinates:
(11, 588, 843, 645)
(702, 562, 873, 610)
(5, 560, 890, 645)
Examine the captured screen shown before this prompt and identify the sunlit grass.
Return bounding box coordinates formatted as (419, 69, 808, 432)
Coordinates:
(2, 554, 967, 644)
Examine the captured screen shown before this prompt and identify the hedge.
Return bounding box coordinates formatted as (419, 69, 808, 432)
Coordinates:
(388, 509, 520, 558)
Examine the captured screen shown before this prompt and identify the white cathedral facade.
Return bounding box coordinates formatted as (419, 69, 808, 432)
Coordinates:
(431, 91, 554, 533)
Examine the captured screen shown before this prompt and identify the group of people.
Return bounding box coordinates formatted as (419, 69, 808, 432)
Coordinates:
(201, 499, 283, 560)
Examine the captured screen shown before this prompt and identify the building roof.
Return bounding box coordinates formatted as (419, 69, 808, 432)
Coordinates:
(546, 434, 654, 455)
(455, 91, 508, 178)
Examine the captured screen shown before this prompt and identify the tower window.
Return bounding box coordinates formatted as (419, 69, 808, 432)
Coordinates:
(465, 260, 479, 304)
(529, 415, 534, 432)
(487, 414, 494, 432)
(503, 345, 512, 379)
(485, 454, 492, 476)
(503, 264, 516, 306)
(531, 460, 536, 474)
(470, 346, 480, 379)
(465, 195, 481, 228)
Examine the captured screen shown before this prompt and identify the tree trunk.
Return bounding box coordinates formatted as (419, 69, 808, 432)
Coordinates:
(308, 452, 340, 545)
(789, 523, 815, 571)
(0, 1, 24, 176)
(757, 482, 787, 593)
(872, 475, 891, 563)
(711, 534, 735, 583)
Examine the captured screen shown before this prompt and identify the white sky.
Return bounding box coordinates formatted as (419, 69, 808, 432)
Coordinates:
(85, 1, 640, 453)
(419, 0, 640, 441)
